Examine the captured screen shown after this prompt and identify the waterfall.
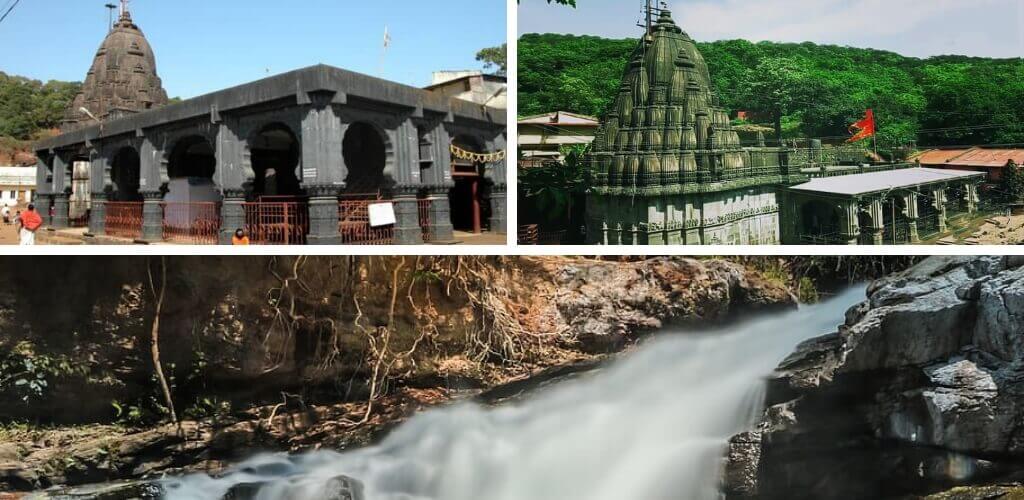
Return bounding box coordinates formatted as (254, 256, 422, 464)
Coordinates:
(164, 287, 864, 500)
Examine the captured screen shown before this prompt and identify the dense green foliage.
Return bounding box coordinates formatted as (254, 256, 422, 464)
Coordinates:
(519, 34, 1024, 147)
(0, 72, 80, 140)
(476, 44, 508, 75)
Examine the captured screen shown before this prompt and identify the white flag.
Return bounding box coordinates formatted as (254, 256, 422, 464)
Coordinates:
(383, 26, 391, 49)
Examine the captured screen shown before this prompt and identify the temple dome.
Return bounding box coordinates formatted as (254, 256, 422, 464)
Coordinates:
(62, 6, 168, 131)
(589, 8, 747, 192)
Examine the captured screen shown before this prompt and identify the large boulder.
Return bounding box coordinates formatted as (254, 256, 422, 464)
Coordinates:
(726, 256, 1024, 499)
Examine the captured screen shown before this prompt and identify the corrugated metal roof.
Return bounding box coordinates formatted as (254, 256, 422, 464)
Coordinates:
(788, 168, 984, 196)
(916, 148, 1024, 168)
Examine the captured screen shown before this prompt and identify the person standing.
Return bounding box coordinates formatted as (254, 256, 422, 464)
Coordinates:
(2, 204, 11, 225)
(18, 204, 42, 245)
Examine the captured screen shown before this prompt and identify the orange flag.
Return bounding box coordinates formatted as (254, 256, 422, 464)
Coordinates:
(847, 109, 876, 143)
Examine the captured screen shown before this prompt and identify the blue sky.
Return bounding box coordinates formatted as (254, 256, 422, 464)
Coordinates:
(519, 0, 1024, 59)
(1, 0, 506, 98)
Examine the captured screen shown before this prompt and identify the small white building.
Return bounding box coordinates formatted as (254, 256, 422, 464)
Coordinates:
(0, 166, 36, 207)
(518, 111, 600, 163)
(426, 71, 507, 109)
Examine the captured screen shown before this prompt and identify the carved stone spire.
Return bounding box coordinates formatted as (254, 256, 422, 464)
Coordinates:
(61, 1, 168, 131)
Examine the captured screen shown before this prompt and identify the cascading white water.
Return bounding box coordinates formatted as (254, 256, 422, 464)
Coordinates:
(164, 287, 864, 500)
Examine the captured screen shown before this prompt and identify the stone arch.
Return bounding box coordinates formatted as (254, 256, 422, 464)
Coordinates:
(342, 121, 394, 196)
(110, 146, 142, 201)
(246, 122, 302, 198)
(164, 134, 221, 203)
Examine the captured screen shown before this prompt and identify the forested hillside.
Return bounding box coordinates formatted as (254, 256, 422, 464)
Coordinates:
(0, 72, 80, 163)
(519, 33, 1024, 147)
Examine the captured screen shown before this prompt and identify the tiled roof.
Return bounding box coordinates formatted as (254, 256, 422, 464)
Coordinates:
(915, 148, 1024, 168)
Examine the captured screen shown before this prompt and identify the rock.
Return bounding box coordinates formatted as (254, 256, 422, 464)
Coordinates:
(24, 481, 163, 499)
(724, 256, 1024, 499)
(722, 431, 761, 498)
(220, 475, 363, 500)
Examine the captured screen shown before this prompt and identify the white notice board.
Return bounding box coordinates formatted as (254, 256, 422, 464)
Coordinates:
(368, 202, 397, 227)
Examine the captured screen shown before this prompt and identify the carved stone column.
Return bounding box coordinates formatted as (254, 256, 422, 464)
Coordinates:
(489, 183, 507, 235)
(425, 184, 456, 243)
(393, 185, 424, 245)
(904, 192, 920, 243)
(868, 198, 884, 245)
(933, 188, 948, 233)
(966, 183, 979, 213)
(218, 188, 246, 245)
(51, 191, 70, 229)
(306, 184, 341, 245)
(141, 190, 164, 242)
(37, 193, 54, 227)
(88, 189, 109, 236)
(839, 200, 860, 245)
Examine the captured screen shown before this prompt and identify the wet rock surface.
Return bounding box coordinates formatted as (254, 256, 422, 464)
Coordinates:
(726, 256, 1024, 499)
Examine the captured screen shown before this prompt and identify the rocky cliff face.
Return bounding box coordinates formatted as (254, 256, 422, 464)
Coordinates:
(727, 256, 1024, 499)
(0, 256, 793, 494)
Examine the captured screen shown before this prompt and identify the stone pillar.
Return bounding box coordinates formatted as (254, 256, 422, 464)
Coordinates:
(37, 194, 53, 227)
(839, 200, 860, 245)
(51, 191, 70, 229)
(88, 190, 108, 236)
(933, 188, 948, 233)
(966, 183, 979, 213)
(218, 189, 246, 245)
(301, 92, 346, 189)
(306, 185, 341, 245)
(393, 185, 423, 245)
(868, 198, 884, 245)
(426, 186, 456, 243)
(489, 183, 507, 235)
(141, 190, 163, 242)
(904, 192, 920, 243)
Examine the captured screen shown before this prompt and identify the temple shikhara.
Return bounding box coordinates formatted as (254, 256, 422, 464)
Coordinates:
(34, 1, 506, 245)
(583, 5, 986, 245)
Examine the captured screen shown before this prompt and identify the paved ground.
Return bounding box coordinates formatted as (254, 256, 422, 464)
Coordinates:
(5, 227, 509, 246)
(453, 230, 507, 245)
(0, 221, 21, 245)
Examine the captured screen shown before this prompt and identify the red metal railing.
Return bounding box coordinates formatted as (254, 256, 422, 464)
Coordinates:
(418, 199, 433, 243)
(338, 200, 394, 245)
(105, 202, 144, 240)
(162, 202, 221, 245)
(242, 202, 309, 245)
(68, 211, 90, 228)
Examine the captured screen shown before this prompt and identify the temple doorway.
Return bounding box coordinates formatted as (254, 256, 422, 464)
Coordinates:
(165, 135, 220, 203)
(342, 122, 388, 196)
(111, 147, 142, 201)
(449, 136, 489, 234)
(250, 124, 302, 198)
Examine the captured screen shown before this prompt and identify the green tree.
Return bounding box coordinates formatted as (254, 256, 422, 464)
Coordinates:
(476, 44, 507, 75)
(1000, 160, 1024, 203)
(742, 57, 811, 142)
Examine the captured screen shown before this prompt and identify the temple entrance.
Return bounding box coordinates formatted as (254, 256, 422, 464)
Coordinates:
(342, 122, 388, 195)
(449, 136, 490, 234)
(338, 122, 393, 245)
(799, 200, 840, 243)
(111, 147, 142, 201)
(250, 124, 302, 198)
(164, 135, 222, 243)
(165, 135, 220, 203)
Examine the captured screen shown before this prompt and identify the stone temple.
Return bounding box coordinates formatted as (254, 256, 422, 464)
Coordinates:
(61, 5, 168, 130)
(34, 3, 506, 245)
(584, 7, 986, 245)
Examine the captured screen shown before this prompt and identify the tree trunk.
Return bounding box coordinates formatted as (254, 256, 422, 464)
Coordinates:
(149, 256, 177, 424)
